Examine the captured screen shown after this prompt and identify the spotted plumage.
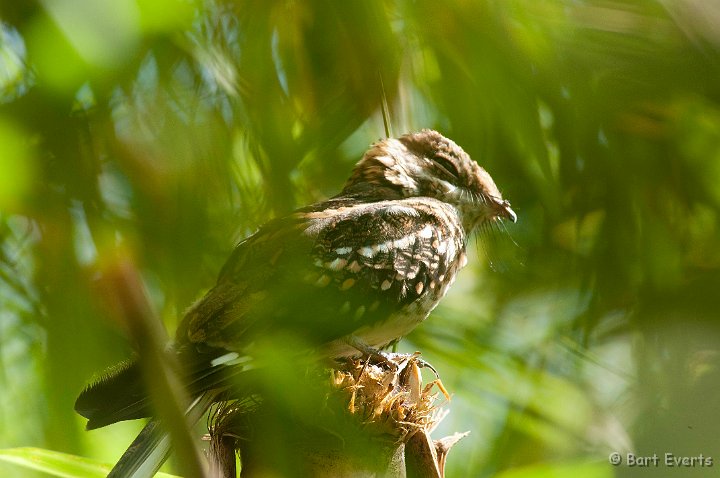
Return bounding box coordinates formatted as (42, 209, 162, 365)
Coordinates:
(76, 129, 516, 433)
(174, 130, 515, 360)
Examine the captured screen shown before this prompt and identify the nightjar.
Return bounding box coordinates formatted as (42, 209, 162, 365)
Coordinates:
(75, 129, 515, 475)
(176, 129, 515, 359)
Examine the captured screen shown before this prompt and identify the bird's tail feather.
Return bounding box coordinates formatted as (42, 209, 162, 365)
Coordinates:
(107, 392, 218, 478)
(75, 359, 151, 430)
(75, 349, 245, 431)
(107, 420, 170, 478)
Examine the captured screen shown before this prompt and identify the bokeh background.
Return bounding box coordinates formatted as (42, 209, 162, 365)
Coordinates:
(2, 1, 720, 477)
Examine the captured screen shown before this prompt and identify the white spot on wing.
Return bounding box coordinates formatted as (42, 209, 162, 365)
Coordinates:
(376, 241, 391, 253)
(210, 352, 240, 367)
(393, 235, 416, 249)
(459, 252, 468, 268)
(359, 246, 374, 257)
(446, 241, 457, 260)
(327, 258, 347, 270)
(354, 306, 366, 320)
(436, 241, 447, 254)
(316, 275, 331, 287)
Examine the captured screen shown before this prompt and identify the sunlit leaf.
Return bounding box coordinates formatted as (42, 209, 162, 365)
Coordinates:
(0, 447, 180, 478)
(495, 459, 611, 478)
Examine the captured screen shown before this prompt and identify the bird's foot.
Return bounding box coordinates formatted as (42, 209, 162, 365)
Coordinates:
(345, 336, 439, 377)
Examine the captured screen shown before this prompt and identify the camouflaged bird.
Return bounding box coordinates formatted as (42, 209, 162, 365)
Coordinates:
(176, 130, 515, 358)
(75, 129, 516, 476)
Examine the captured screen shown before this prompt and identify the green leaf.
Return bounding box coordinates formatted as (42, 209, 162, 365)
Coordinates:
(495, 459, 612, 478)
(0, 448, 181, 478)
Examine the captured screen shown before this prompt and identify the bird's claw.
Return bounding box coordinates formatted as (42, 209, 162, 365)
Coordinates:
(364, 350, 439, 378)
(344, 336, 439, 377)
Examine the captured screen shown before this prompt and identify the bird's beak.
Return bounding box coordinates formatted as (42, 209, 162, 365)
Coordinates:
(494, 198, 517, 223)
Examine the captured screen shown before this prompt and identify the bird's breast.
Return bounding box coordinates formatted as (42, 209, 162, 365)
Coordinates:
(325, 245, 468, 358)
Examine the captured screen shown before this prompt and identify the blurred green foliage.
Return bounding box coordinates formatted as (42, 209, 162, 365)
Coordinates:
(1, 0, 720, 477)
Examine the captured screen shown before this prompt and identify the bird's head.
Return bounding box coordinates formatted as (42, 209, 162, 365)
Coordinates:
(344, 129, 516, 231)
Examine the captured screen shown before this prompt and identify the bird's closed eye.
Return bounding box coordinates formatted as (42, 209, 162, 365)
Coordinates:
(432, 155, 461, 181)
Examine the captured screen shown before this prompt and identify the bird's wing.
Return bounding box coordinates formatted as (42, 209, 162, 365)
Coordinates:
(76, 198, 465, 476)
(178, 199, 464, 353)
